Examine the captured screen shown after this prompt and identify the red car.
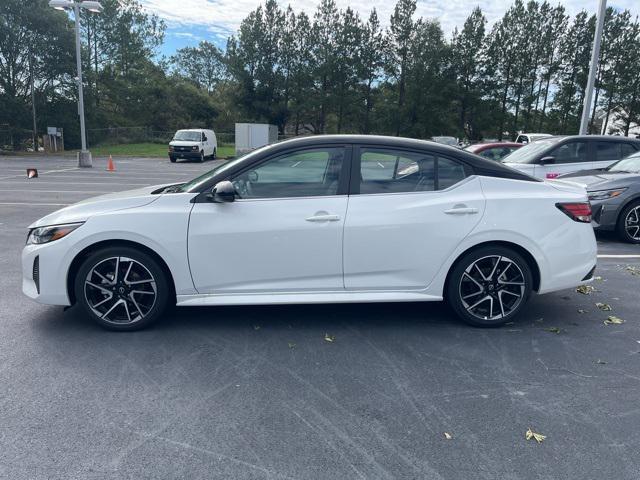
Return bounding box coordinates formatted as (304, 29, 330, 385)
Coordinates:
(464, 142, 522, 161)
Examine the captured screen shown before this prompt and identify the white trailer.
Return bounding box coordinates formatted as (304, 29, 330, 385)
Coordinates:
(235, 123, 278, 155)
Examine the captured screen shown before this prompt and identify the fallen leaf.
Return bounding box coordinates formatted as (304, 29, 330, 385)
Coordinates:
(545, 327, 562, 334)
(595, 302, 612, 311)
(444, 432, 452, 440)
(577, 309, 587, 314)
(596, 359, 607, 365)
(324, 333, 335, 342)
(253, 325, 261, 330)
(288, 342, 296, 349)
(525, 428, 546, 443)
(626, 266, 640, 276)
(604, 316, 624, 325)
(576, 285, 595, 295)
(594, 276, 603, 281)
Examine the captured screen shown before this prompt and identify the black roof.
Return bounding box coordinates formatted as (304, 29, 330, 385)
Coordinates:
(266, 134, 538, 181)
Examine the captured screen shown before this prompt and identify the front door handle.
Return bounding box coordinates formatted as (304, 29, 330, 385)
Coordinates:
(306, 213, 340, 222)
(444, 206, 479, 215)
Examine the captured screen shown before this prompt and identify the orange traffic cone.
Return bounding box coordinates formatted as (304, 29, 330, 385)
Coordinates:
(106, 155, 115, 172)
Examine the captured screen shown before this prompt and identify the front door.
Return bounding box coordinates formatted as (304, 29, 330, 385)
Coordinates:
(188, 146, 350, 294)
(343, 147, 485, 290)
(535, 139, 590, 179)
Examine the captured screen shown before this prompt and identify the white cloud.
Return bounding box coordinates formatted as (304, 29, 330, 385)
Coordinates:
(142, 0, 640, 39)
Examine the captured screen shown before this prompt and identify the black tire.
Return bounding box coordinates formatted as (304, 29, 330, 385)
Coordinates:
(199, 150, 205, 162)
(74, 246, 171, 331)
(446, 245, 533, 327)
(169, 156, 176, 163)
(212, 148, 217, 160)
(616, 200, 640, 244)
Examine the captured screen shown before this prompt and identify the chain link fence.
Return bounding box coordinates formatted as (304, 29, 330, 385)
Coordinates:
(0, 128, 38, 152)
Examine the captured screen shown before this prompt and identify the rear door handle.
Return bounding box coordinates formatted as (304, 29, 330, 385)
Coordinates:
(444, 206, 479, 215)
(306, 214, 340, 222)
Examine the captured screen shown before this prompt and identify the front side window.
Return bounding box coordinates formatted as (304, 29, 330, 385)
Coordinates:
(359, 148, 467, 194)
(548, 141, 589, 164)
(232, 147, 345, 199)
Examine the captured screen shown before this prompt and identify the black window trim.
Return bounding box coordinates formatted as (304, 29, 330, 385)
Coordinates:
(350, 144, 474, 195)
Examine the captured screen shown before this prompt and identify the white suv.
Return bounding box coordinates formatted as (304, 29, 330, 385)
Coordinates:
(169, 129, 217, 163)
(515, 133, 552, 144)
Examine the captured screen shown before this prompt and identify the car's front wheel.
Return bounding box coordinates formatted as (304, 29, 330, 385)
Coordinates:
(616, 201, 640, 244)
(74, 246, 171, 331)
(447, 246, 533, 327)
(199, 150, 205, 162)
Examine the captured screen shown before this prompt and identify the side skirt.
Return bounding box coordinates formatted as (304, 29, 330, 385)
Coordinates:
(176, 290, 443, 307)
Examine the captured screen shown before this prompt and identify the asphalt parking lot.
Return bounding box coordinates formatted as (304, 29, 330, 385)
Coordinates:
(1, 154, 639, 479)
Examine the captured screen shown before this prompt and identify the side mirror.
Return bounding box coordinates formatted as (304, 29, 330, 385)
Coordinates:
(209, 180, 235, 203)
(539, 156, 555, 165)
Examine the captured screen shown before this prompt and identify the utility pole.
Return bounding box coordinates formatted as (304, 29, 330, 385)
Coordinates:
(73, 1, 91, 166)
(30, 55, 38, 152)
(579, 0, 607, 135)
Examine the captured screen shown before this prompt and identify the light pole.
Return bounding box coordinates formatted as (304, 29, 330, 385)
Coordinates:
(579, 0, 607, 135)
(49, 0, 103, 167)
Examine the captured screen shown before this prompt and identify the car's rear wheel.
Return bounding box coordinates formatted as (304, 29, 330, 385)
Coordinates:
(447, 246, 533, 327)
(616, 201, 640, 244)
(169, 156, 176, 163)
(74, 246, 170, 331)
(212, 148, 216, 159)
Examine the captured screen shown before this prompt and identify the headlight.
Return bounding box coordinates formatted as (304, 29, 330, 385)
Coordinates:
(192, 145, 199, 151)
(27, 223, 83, 245)
(587, 188, 627, 201)
(169, 145, 174, 151)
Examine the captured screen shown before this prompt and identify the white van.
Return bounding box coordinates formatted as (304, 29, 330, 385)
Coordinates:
(169, 129, 217, 163)
(515, 133, 552, 144)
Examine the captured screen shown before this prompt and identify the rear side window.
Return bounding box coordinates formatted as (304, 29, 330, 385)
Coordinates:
(621, 143, 638, 158)
(595, 141, 623, 161)
(359, 148, 467, 194)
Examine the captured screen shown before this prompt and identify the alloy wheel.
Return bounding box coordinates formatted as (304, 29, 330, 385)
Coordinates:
(459, 255, 526, 321)
(625, 206, 640, 240)
(84, 256, 157, 325)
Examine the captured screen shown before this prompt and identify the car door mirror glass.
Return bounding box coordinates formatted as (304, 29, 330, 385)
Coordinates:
(210, 180, 236, 202)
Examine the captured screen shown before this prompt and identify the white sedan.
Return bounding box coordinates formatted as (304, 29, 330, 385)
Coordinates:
(22, 135, 597, 330)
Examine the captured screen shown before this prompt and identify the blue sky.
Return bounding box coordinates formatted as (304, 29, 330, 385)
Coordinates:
(143, 0, 640, 57)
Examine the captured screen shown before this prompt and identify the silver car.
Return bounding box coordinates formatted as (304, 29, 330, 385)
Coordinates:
(559, 150, 640, 243)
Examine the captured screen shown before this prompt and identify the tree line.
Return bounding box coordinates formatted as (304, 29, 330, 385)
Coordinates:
(1, 0, 639, 150)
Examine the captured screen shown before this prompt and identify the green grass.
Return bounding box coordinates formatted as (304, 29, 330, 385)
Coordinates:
(89, 142, 235, 159)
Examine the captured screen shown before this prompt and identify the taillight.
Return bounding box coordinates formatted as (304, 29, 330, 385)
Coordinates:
(556, 202, 592, 223)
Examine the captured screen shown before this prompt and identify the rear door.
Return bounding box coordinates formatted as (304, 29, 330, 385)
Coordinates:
(343, 146, 485, 290)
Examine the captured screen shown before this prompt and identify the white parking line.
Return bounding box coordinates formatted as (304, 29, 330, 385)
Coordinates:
(597, 254, 640, 259)
(0, 181, 147, 186)
(0, 202, 69, 206)
(0, 189, 116, 194)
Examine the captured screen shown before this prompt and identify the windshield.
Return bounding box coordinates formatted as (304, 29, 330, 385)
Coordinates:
(501, 137, 561, 164)
(173, 130, 201, 141)
(607, 152, 640, 173)
(178, 143, 276, 192)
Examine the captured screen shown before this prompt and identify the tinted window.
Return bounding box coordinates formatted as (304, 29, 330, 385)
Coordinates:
(621, 143, 638, 158)
(232, 148, 344, 199)
(595, 141, 621, 161)
(548, 141, 589, 164)
(359, 148, 466, 194)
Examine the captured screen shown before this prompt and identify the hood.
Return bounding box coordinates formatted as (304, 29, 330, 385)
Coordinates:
(558, 170, 640, 190)
(169, 140, 200, 147)
(28, 183, 170, 229)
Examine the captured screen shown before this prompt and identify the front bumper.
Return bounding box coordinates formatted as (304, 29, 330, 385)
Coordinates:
(590, 199, 622, 231)
(169, 150, 201, 160)
(22, 241, 73, 306)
